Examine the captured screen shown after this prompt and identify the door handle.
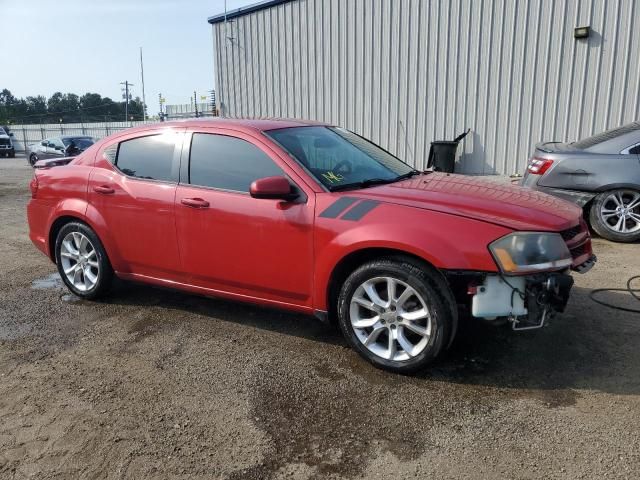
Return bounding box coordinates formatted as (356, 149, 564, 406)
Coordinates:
(93, 185, 115, 194)
(181, 197, 210, 208)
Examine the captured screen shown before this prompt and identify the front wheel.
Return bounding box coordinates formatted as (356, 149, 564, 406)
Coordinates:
(29, 153, 38, 166)
(337, 258, 454, 373)
(589, 189, 640, 243)
(54, 222, 113, 299)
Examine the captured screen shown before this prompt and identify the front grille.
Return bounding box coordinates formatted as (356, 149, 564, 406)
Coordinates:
(0, 139, 10, 146)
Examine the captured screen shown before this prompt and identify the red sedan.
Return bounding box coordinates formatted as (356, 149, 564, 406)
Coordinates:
(27, 119, 595, 372)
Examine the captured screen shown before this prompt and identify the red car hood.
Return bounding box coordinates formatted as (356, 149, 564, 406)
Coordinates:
(355, 173, 581, 231)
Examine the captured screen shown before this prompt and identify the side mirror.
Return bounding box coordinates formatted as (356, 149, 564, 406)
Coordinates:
(8, 132, 14, 137)
(250, 176, 298, 201)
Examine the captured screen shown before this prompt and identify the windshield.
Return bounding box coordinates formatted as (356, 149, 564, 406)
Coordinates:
(266, 126, 416, 190)
(62, 137, 94, 150)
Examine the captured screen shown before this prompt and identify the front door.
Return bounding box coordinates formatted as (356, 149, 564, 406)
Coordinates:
(174, 130, 315, 307)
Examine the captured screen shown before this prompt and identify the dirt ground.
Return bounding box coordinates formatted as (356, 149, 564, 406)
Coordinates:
(1, 154, 639, 480)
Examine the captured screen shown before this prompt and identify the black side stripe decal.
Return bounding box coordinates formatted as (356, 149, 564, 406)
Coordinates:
(341, 200, 381, 221)
(319, 197, 359, 218)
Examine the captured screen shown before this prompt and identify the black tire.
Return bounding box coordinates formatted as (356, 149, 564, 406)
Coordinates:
(589, 189, 640, 243)
(54, 222, 113, 299)
(29, 154, 38, 166)
(337, 257, 455, 373)
(8, 150, 15, 158)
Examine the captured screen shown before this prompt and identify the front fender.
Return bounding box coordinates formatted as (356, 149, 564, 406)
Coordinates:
(312, 204, 511, 311)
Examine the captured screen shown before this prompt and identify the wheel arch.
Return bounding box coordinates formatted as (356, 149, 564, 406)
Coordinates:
(325, 247, 458, 341)
(48, 215, 85, 262)
(47, 205, 122, 270)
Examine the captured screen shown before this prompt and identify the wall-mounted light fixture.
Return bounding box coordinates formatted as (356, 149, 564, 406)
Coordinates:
(574, 26, 590, 39)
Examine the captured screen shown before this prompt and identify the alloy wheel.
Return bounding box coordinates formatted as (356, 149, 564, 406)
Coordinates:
(349, 276, 431, 362)
(59, 231, 100, 291)
(599, 190, 640, 234)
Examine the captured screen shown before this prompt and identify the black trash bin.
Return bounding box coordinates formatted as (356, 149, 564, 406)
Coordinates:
(427, 129, 470, 173)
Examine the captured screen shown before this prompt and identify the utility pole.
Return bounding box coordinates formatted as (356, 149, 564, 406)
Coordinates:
(194, 90, 199, 118)
(120, 81, 134, 122)
(139, 48, 147, 121)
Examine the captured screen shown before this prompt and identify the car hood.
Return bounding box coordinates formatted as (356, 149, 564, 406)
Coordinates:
(355, 173, 581, 231)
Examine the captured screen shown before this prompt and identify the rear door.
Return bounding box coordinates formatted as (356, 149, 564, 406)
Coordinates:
(174, 128, 315, 307)
(88, 128, 184, 280)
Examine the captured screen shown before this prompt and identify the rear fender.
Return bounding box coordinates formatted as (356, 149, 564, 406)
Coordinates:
(46, 199, 126, 272)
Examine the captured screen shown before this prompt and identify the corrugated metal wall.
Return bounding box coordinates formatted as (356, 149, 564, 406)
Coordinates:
(211, 0, 640, 175)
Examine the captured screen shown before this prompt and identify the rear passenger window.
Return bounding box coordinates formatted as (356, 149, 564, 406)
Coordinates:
(189, 134, 283, 192)
(115, 135, 176, 182)
(629, 145, 640, 155)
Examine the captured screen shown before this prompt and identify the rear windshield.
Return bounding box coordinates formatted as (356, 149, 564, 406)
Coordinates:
(62, 137, 94, 150)
(572, 122, 640, 149)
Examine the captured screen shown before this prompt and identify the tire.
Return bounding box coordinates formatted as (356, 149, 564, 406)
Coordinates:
(8, 150, 15, 158)
(337, 257, 454, 373)
(29, 154, 38, 166)
(54, 222, 113, 299)
(589, 189, 640, 243)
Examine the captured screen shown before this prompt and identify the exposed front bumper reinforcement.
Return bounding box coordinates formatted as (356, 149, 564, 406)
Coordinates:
(471, 272, 574, 331)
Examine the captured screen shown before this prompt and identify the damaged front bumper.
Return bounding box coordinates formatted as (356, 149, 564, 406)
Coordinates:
(469, 264, 593, 331)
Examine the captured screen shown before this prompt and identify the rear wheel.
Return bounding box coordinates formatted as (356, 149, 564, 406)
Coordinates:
(337, 258, 453, 373)
(589, 189, 640, 242)
(54, 222, 113, 299)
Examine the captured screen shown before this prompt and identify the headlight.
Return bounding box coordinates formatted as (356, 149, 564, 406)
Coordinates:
(489, 232, 572, 274)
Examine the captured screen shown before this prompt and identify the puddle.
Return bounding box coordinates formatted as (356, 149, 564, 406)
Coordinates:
(61, 293, 82, 303)
(31, 273, 64, 290)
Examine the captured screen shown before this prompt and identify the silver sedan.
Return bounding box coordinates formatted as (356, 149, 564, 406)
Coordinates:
(28, 136, 94, 166)
(521, 122, 640, 243)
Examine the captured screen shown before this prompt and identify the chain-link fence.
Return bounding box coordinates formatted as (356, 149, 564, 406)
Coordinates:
(8, 120, 161, 151)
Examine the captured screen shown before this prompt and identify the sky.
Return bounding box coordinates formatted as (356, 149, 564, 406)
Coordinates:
(1, 0, 255, 115)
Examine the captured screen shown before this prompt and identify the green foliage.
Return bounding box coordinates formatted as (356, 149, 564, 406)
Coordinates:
(0, 88, 148, 123)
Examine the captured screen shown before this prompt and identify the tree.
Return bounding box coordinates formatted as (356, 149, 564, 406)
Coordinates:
(25, 96, 47, 117)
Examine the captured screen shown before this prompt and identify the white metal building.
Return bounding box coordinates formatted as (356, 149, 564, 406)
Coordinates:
(209, 0, 640, 175)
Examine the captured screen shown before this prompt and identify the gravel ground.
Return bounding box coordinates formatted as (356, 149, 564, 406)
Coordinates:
(1, 154, 639, 479)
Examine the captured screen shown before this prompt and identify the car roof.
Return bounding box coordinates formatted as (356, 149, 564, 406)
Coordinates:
(135, 117, 329, 134)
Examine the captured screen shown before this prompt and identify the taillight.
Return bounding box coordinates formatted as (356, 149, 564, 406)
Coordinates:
(29, 174, 38, 198)
(527, 157, 554, 175)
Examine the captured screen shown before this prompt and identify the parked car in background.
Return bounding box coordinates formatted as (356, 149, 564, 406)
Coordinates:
(27, 119, 595, 373)
(0, 126, 15, 158)
(521, 121, 640, 242)
(28, 136, 94, 166)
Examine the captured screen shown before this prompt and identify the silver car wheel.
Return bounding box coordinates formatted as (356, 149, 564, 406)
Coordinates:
(349, 276, 431, 362)
(600, 190, 640, 234)
(59, 232, 100, 291)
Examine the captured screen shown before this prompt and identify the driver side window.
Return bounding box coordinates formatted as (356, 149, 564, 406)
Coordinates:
(629, 144, 640, 155)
